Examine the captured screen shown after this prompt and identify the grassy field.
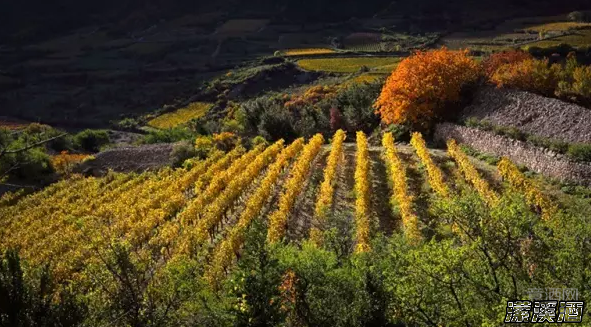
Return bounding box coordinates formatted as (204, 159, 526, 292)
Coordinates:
(282, 48, 336, 56)
(523, 29, 591, 48)
(297, 57, 401, 73)
(147, 102, 211, 129)
(522, 22, 591, 32)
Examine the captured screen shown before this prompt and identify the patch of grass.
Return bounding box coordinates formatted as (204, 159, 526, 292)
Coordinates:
(522, 22, 591, 32)
(523, 30, 591, 48)
(148, 102, 211, 129)
(297, 57, 401, 73)
(282, 48, 335, 56)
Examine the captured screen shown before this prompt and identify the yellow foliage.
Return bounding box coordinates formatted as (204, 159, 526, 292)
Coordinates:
(382, 133, 421, 243)
(497, 157, 558, 221)
(410, 132, 449, 197)
(206, 138, 304, 286)
(147, 102, 211, 129)
(447, 139, 499, 206)
(267, 134, 324, 244)
(310, 130, 346, 245)
(354, 131, 371, 253)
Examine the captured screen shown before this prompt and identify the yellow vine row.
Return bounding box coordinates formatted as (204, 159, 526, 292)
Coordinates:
(206, 138, 304, 285)
(410, 132, 449, 197)
(191, 140, 285, 245)
(354, 131, 371, 253)
(310, 129, 346, 245)
(181, 145, 263, 225)
(497, 157, 558, 221)
(267, 134, 324, 244)
(194, 146, 246, 193)
(382, 132, 421, 243)
(447, 139, 499, 206)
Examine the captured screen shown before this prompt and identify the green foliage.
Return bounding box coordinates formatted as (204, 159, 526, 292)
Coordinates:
(0, 126, 56, 181)
(0, 249, 86, 327)
(231, 220, 284, 327)
(567, 143, 591, 162)
(337, 82, 382, 134)
(250, 136, 269, 148)
(73, 129, 110, 152)
(141, 127, 194, 144)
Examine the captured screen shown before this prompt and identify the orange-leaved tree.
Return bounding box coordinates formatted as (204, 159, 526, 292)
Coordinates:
(374, 48, 480, 129)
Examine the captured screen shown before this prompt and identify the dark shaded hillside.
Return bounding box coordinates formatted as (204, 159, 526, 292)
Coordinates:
(3, 0, 591, 44)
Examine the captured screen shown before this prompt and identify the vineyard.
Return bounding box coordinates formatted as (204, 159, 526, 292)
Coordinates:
(1, 130, 589, 325)
(1, 129, 577, 276)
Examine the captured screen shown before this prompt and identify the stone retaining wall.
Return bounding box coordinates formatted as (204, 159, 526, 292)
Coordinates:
(434, 123, 591, 186)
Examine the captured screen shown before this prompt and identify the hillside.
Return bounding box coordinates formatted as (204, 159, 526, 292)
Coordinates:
(1, 131, 589, 325)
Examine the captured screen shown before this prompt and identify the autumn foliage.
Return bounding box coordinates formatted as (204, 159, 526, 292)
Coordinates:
(51, 151, 89, 175)
(482, 50, 533, 77)
(490, 58, 561, 96)
(374, 48, 480, 128)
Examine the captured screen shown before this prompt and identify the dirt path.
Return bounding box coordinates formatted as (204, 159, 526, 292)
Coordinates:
(368, 147, 397, 237)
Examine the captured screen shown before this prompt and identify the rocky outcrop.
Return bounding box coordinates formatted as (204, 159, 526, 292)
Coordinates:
(434, 123, 591, 186)
(462, 86, 591, 144)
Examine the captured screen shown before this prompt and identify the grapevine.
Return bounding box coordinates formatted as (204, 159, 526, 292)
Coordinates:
(410, 132, 449, 197)
(267, 134, 324, 244)
(206, 138, 304, 285)
(382, 132, 421, 243)
(447, 139, 499, 206)
(310, 129, 346, 245)
(354, 131, 371, 253)
(497, 157, 558, 221)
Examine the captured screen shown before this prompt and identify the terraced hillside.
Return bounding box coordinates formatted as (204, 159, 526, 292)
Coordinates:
(0, 130, 577, 279)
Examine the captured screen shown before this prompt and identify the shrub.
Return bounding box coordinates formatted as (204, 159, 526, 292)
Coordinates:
(194, 136, 214, 159)
(142, 127, 193, 144)
(170, 141, 197, 167)
(374, 48, 480, 129)
(251, 135, 269, 148)
(337, 82, 382, 133)
(51, 151, 90, 175)
(482, 50, 533, 77)
(116, 118, 140, 131)
(0, 249, 87, 326)
(568, 11, 587, 22)
(213, 132, 240, 151)
(73, 129, 110, 152)
(490, 58, 561, 96)
(567, 143, 591, 162)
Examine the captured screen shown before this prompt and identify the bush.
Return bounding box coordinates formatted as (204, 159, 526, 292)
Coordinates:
(568, 11, 587, 22)
(251, 135, 269, 148)
(142, 127, 194, 144)
(482, 50, 532, 77)
(213, 132, 240, 151)
(194, 135, 214, 159)
(374, 48, 480, 129)
(490, 58, 561, 96)
(73, 129, 110, 152)
(567, 143, 591, 162)
(170, 141, 197, 167)
(336, 82, 381, 133)
(0, 249, 87, 326)
(116, 118, 140, 131)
